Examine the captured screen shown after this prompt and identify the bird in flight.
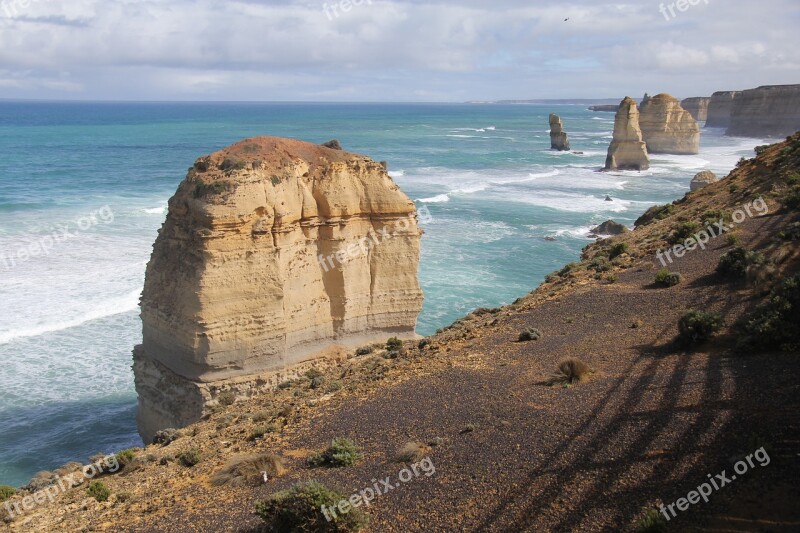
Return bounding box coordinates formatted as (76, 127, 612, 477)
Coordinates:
(564, 17, 570, 21)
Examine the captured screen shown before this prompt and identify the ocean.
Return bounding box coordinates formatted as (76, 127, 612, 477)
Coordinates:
(0, 101, 766, 487)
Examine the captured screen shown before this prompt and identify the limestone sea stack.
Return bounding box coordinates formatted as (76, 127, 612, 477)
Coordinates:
(706, 91, 740, 128)
(549, 113, 571, 151)
(639, 93, 700, 155)
(134, 137, 424, 442)
(690, 171, 718, 191)
(681, 97, 711, 122)
(604, 97, 650, 171)
(727, 84, 800, 138)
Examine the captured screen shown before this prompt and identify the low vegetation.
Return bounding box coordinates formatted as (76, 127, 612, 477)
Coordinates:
(668, 221, 701, 244)
(717, 247, 765, 279)
(677, 310, 724, 346)
(738, 274, 800, 352)
(86, 481, 111, 502)
(394, 441, 431, 463)
(211, 454, 286, 487)
(635, 508, 667, 532)
(0, 485, 15, 502)
(255, 481, 367, 533)
(547, 359, 592, 386)
(177, 448, 201, 468)
(654, 268, 682, 287)
(608, 242, 629, 260)
(193, 180, 231, 198)
(518, 327, 542, 342)
(308, 438, 362, 468)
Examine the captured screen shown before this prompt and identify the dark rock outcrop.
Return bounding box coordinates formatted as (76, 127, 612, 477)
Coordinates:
(589, 220, 629, 237)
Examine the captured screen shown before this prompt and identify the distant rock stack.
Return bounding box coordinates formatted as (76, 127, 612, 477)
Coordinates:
(690, 171, 718, 191)
(706, 91, 741, 128)
(681, 97, 711, 122)
(604, 97, 650, 171)
(727, 84, 800, 138)
(639, 93, 700, 155)
(134, 137, 424, 442)
(549, 114, 571, 151)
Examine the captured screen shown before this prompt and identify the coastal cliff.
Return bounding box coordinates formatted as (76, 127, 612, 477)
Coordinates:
(681, 97, 710, 122)
(727, 84, 800, 137)
(639, 93, 700, 154)
(604, 97, 650, 171)
(706, 91, 740, 128)
(134, 137, 424, 441)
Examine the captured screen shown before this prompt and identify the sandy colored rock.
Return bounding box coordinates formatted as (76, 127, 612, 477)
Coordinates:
(706, 91, 741, 128)
(690, 170, 718, 191)
(549, 113, 570, 151)
(727, 84, 800, 137)
(681, 97, 711, 122)
(604, 97, 650, 171)
(134, 137, 424, 442)
(639, 93, 700, 155)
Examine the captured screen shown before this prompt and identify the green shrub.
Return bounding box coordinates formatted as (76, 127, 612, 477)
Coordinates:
(248, 425, 276, 441)
(717, 247, 764, 279)
(115, 449, 138, 469)
(590, 256, 612, 272)
(784, 185, 800, 209)
(754, 145, 770, 155)
(669, 221, 701, 244)
(635, 203, 674, 227)
(386, 337, 403, 351)
(726, 233, 741, 246)
(559, 262, 581, 276)
(654, 268, 682, 287)
(217, 391, 235, 406)
(701, 209, 729, 226)
(608, 242, 629, 260)
(738, 275, 800, 352)
(219, 157, 247, 171)
(177, 448, 201, 467)
(86, 481, 111, 502)
(778, 222, 800, 241)
(255, 481, 366, 532)
(308, 438, 362, 468)
(193, 180, 231, 198)
(677, 310, 724, 346)
(518, 327, 542, 342)
(636, 508, 667, 532)
(0, 485, 15, 502)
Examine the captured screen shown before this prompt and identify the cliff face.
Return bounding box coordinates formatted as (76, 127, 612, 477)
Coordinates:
(727, 84, 800, 138)
(681, 97, 710, 122)
(549, 113, 571, 151)
(639, 93, 700, 155)
(134, 137, 424, 441)
(706, 91, 740, 128)
(604, 97, 650, 171)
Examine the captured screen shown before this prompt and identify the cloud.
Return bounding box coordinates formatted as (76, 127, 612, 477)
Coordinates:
(0, 0, 797, 100)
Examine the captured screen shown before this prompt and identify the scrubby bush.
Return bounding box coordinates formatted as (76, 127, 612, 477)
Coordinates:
(635, 203, 674, 227)
(114, 449, 138, 470)
(248, 425, 276, 441)
(589, 256, 612, 272)
(193, 180, 231, 198)
(255, 481, 366, 532)
(86, 481, 111, 502)
(668, 221, 701, 244)
(308, 438, 362, 468)
(219, 157, 247, 171)
(701, 209, 729, 226)
(518, 327, 542, 342)
(654, 268, 682, 287)
(559, 262, 581, 276)
(0, 485, 15, 502)
(717, 247, 764, 279)
(394, 442, 431, 463)
(738, 274, 800, 352)
(355, 346, 373, 356)
(177, 448, 201, 467)
(677, 310, 724, 346)
(386, 337, 403, 351)
(636, 508, 667, 532)
(212, 454, 286, 487)
(152, 428, 179, 446)
(784, 185, 800, 209)
(547, 359, 591, 386)
(608, 242, 629, 260)
(217, 391, 235, 406)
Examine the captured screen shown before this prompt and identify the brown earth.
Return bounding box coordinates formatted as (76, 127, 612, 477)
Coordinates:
(3, 134, 800, 533)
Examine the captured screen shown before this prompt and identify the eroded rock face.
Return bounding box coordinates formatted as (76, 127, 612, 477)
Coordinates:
(639, 93, 700, 155)
(549, 114, 571, 151)
(589, 220, 629, 237)
(604, 97, 650, 171)
(134, 137, 424, 442)
(681, 97, 711, 122)
(690, 171, 718, 191)
(727, 85, 800, 138)
(706, 91, 740, 128)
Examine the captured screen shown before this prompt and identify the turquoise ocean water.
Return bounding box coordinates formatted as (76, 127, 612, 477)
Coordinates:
(0, 102, 767, 487)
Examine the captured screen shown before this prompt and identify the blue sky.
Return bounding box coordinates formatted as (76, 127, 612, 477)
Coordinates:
(0, 0, 798, 101)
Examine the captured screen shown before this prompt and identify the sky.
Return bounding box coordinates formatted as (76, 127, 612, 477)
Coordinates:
(0, 0, 798, 102)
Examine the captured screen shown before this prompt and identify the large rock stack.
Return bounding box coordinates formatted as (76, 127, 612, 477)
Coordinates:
(639, 93, 700, 154)
(134, 137, 425, 441)
(681, 97, 711, 122)
(706, 91, 741, 128)
(549, 113, 571, 151)
(604, 97, 650, 171)
(727, 85, 800, 138)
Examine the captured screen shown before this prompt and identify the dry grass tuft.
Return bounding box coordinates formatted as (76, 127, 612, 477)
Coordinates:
(394, 441, 431, 463)
(211, 454, 286, 487)
(547, 359, 592, 386)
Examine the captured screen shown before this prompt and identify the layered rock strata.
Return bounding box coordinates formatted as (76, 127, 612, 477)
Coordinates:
(134, 137, 424, 441)
(727, 85, 800, 138)
(706, 91, 740, 128)
(639, 93, 700, 154)
(604, 97, 650, 171)
(681, 97, 711, 122)
(690, 171, 718, 191)
(549, 113, 571, 151)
